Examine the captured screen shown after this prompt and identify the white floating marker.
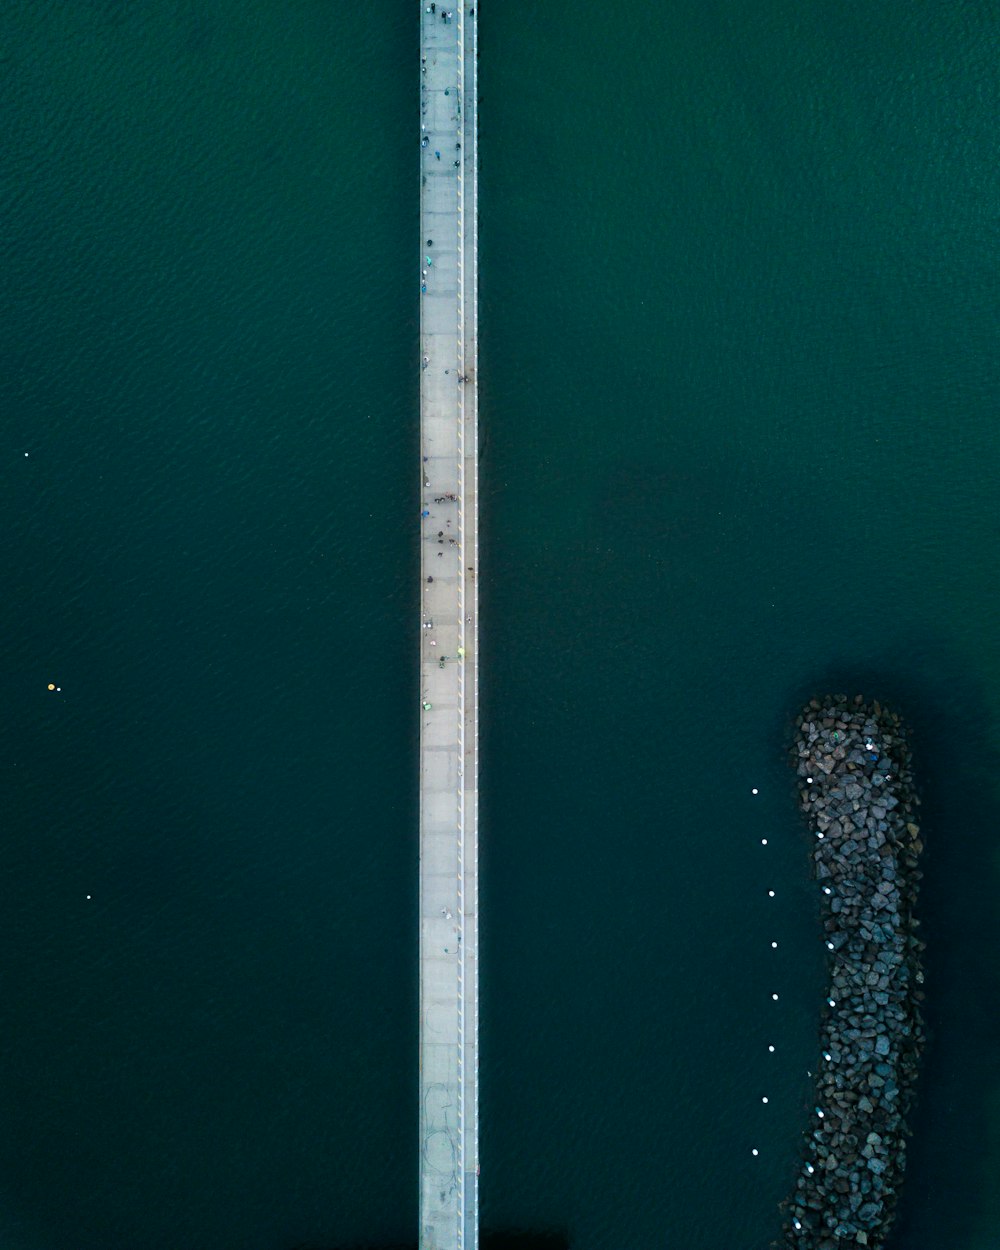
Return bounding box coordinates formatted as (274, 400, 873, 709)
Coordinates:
(751, 788, 758, 795)
(751, 1148, 759, 1157)
(768, 889, 775, 897)
(762, 1096, 769, 1104)
(823, 886, 832, 895)
(828, 998, 836, 1007)
(761, 838, 768, 845)
(768, 1044, 775, 1052)
(771, 941, 778, 949)
(772, 993, 779, 1001)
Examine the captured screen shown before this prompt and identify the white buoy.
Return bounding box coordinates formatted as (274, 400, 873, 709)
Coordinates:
(806, 776, 813, 783)
(828, 998, 836, 1007)
(823, 886, 832, 895)
(751, 1148, 759, 1157)
(761, 838, 768, 845)
(762, 1096, 769, 1104)
(768, 1044, 775, 1052)
(86, 894, 91, 900)
(768, 889, 775, 897)
(772, 993, 779, 1001)
(751, 788, 758, 795)
(771, 941, 778, 949)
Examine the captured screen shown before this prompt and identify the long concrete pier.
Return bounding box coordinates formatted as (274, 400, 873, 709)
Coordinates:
(418, 5, 479, 1250)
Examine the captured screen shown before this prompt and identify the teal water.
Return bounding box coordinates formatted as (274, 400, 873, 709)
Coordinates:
(480, 2, 1000, 1249)
(2, 2, 999, 1249)
(2, 5, 416, 1248)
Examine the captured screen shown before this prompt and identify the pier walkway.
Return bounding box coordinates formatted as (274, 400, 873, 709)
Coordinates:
(418, 5, 478, 1250)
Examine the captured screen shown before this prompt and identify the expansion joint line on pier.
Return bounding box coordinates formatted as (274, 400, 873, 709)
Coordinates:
(418, 5, 478, 1250)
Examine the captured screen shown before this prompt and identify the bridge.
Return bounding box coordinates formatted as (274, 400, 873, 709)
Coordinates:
(418, 4, 479, 1250)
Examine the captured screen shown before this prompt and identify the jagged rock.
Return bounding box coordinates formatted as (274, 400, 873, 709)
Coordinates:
(780, 696, 925, 1250)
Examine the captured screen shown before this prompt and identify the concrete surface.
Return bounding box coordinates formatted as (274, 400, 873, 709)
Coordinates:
(418, 5, 478, 1249)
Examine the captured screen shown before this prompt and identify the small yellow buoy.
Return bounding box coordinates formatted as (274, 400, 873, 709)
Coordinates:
(47, 683, 56, 691)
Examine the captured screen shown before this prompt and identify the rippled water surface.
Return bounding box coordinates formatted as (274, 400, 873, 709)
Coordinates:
(3, 2, 999, 1248)
(2, 4, 416, 1248)
(479, 3, 1000, 1249)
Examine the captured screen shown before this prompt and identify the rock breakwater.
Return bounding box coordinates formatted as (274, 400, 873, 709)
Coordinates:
(780, 695, 925, 1250)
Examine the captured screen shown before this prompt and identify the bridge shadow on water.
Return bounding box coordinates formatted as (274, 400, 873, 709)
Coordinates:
(780, 634, 1000, 1250)
(294, 1234, 570, 1250)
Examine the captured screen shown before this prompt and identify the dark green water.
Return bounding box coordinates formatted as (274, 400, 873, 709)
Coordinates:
(3, 3, 999, 1249)
(2, 5, 416, 1248)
